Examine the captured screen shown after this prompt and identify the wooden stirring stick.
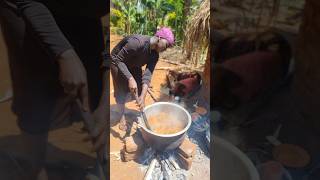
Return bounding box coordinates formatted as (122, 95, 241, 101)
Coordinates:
(132, 89, 153, 131)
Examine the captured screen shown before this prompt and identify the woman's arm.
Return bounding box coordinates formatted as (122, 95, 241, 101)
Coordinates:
(99, 63, 108, 107)
(12, 0, 72, 60)
(111, 37, 142, 80)
(142, 57, 158, 87)
(137, 57, 159, 107)
(9, 0, 90, 109)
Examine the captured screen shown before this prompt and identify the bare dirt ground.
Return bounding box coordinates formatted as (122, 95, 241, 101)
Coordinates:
(0, 26, 210, 179)
(109, 33, 210, 180)
(109, 34, 176, 180)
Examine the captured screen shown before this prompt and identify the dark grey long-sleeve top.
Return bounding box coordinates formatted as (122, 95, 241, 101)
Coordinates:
(3, 0, 108, 61)
(111, 35, 159, 86)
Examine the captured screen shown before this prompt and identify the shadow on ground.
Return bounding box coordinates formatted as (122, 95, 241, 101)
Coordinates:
(0, 134, 96, 180)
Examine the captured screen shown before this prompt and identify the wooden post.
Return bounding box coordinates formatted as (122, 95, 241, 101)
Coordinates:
(293, 0, 320, 130)
(202, 49, 211, 102)
(0, 23, 11, 91)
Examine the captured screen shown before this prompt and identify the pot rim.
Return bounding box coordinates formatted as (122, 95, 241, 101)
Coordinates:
(140, 102, 192, 138)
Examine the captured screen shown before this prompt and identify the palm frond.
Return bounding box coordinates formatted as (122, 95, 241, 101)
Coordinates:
(182, 0, 210, 67)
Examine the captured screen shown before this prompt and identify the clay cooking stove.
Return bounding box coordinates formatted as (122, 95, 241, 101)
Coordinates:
(121, 131, 197, 179)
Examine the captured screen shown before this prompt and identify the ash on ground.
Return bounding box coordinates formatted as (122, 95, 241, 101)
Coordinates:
(138, 122, 210, 180)
(138, 149, 189, 180)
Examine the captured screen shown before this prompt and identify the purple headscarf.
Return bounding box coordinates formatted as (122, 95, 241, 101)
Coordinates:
(155, 27, 175, 47)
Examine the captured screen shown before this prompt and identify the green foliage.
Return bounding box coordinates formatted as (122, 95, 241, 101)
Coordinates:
(111, 0, 201, 45)
(110, 9, 124, 28)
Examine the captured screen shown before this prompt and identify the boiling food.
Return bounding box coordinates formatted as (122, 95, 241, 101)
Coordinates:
(148, 112, 185, 134)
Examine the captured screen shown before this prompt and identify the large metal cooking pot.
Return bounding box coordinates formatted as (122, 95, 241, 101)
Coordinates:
(138, 102, 191, 151)
(213, 136, 260, 180)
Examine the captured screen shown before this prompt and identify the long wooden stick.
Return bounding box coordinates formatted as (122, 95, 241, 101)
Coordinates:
(132, 91, 152, 131)
(144, 158, 157, 180)
(147, 89, 157, 102)
(76, 99, 106, 179)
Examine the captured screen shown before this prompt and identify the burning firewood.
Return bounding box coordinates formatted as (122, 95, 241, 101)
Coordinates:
(144, 158, 157, 180)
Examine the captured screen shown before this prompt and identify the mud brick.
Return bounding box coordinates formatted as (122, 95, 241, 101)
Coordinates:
(121, 149, 140, 162)
(124, 133, 146, 153)
(177, 138, 196, 158)
(177, 152, 194, 170)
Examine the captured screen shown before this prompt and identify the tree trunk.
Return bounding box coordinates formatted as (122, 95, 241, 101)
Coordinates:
(183, 0, 192, 18)
(293, 0, 320, 130)
(182, 0, 192, 32)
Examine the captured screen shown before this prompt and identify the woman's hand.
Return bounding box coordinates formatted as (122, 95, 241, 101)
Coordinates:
(128, 77, 138, 93)
(136, 95, 146, 110)
(136, 84, 148, 110)
(57, 49, 89, 111)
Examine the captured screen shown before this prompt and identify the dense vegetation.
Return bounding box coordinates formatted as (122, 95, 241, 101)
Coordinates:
(111, 0, 202, 45)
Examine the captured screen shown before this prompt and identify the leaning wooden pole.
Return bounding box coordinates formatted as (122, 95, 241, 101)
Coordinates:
(202, 49, 211, 102)
(293, 0, 320, 130)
